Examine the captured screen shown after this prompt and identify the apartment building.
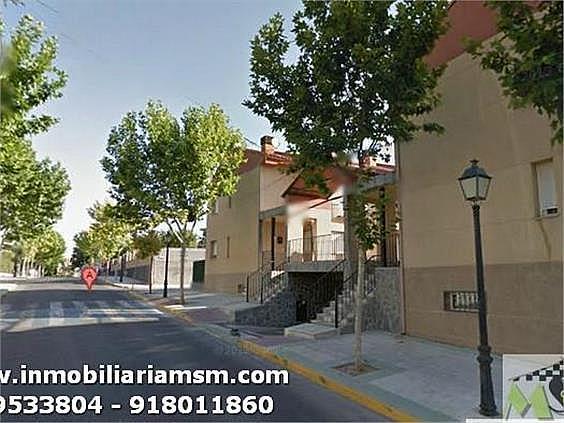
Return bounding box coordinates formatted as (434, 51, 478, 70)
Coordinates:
(397, 1, 563, 354)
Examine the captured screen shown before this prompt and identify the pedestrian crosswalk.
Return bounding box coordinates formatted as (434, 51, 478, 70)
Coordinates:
(0, 299, 163, 333)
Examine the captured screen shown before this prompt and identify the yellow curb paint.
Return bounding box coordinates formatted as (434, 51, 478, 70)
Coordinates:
(119, 285, 416, 421)
(237, 339, 418, 422)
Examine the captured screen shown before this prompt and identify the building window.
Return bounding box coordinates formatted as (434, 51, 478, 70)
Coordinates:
(444, 291, 478, 312)
(534, 160, 558, 217)
(226, 236, 230, 258)
(331, 199, 344, 219)
(210, 240, 218, 258)
(210, 200, 219, 214)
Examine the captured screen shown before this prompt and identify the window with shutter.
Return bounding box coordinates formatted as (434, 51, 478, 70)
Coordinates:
(534, 160, 558, 217)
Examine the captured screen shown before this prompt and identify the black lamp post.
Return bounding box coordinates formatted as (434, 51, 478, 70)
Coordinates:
(458, 159, 498, 417)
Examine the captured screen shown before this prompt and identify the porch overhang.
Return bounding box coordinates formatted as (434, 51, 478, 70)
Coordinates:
(361, 172, 396, 191)
(259, 205, 287, 220)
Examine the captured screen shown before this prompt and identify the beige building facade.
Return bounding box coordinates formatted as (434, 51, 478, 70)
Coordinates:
(398, 1, 563, 354)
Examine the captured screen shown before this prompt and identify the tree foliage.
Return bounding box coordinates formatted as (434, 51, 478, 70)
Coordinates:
(132, 231, 163, 260)
(0, 15, 69, 246)
(467, 1, 563, 143)
(71, 232, 92, 268)
(70, 203, 134, 271)
(0, 140, 69, 243)
(0, 15, 67, 138)
(101, 101, 245, 302)
(86, 202, 134, 263)
(13, 227, 65, 275)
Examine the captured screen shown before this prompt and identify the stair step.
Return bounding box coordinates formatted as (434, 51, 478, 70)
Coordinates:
(285, 323, 339, 339)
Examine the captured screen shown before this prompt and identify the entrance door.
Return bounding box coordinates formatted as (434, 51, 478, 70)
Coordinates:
(302, 219, 315, 261)
(296, 299, 309, 322)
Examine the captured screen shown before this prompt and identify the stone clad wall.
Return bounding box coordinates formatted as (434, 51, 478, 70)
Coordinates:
(339, 267, 401, 334)
(233, 285, 296, 327)
(362, 268, 401, 333)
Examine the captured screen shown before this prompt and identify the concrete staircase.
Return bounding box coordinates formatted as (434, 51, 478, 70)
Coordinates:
(311, 265, 401, 334)
(310, 267, 376, 331)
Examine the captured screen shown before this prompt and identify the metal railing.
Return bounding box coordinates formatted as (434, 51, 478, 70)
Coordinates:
(368, 230, 400, 267)
(304, 259, 346, 322)
(245, 259, 288, 304)
(287, 233, 345, 263)
(332, 255, 384, 328)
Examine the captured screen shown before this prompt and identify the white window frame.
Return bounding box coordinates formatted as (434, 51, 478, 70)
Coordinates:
(534, 159, 559, 218)
(210, 240, 218, 258)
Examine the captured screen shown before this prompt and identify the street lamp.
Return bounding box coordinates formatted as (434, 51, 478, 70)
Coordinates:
(458, 159, 498, 417)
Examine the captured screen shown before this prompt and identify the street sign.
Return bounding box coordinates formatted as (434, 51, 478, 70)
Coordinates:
(81, 266, 98, 290)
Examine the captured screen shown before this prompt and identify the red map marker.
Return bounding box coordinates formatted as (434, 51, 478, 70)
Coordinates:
(81, 266, 98, 290)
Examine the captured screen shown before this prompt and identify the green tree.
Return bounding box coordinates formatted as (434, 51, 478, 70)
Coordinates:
(71, 232, 91, 269)
(467, 1, 562, 144)
(33, 228, 65, 275)
(11, 227, 65, 276)
(0, 15, 67, 139)
(0, 139, 70, 246)
(244, 0, 448, 371)
(72, 230, 97, 267)
(102, 101, 245, 303)
(0, 15, 69, 247)
(86, 202, 134, 281)
(133, 230, 163, 293)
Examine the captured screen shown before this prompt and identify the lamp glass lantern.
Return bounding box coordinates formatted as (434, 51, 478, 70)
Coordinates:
(458, 159, 492, 202)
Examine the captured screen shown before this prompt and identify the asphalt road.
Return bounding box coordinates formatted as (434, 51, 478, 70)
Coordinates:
(0, 279, 387, 421)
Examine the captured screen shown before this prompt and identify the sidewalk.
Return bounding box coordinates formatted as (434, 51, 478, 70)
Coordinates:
(108, 277, 257, 324)
(241, 330, 502, 422)
(111, 280, 502, 421)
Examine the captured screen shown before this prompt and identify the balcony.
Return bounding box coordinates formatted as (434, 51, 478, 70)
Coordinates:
(287, 233, 345, 263)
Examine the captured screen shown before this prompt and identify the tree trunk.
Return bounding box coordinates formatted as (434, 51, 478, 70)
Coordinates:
(105, 261, 110, 283)
(148, 256, 153, 294)
(12, 257, 18, 277)
(119, 254, 125, 283)
(179, 243, 186, 304)
(353, 242, 365, 372)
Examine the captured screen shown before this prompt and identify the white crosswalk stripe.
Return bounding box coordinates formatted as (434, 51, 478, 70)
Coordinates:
(1, 299, 162, 333)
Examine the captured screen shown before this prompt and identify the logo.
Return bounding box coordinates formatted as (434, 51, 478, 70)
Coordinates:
(80, 266, 98, 290)
(503, 354, 563, 420)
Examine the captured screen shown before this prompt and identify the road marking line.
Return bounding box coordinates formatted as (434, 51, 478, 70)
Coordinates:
(118, 300, 163, 315)
(48, 302, 64, 327)
(72, 301, 88, 318)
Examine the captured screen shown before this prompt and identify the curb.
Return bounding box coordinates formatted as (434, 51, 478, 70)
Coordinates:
(115, 284, 418, 422)
(237, 339, 419, 422)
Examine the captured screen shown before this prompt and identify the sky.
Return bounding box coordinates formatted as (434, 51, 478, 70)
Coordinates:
(3, 0, 301, 255)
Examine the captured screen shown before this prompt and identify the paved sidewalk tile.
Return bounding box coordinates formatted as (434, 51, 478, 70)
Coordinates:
(257, 330, 502, 421)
